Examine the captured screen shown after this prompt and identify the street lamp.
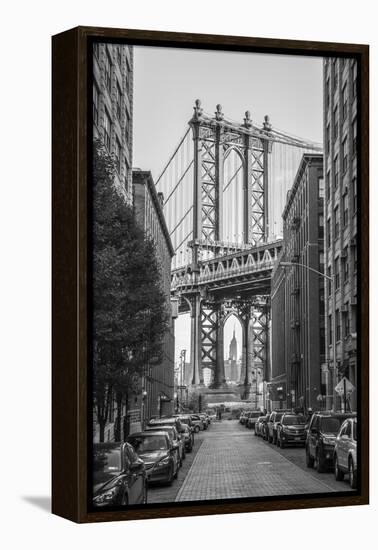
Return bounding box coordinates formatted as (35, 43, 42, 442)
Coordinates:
(279, 261, 337, 411)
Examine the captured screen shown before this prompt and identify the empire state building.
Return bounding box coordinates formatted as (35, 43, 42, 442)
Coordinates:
(228, 326, 239, 382)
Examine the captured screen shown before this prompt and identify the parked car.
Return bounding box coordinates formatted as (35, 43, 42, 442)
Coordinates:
(145, 424, 185, 465)
(93, 442, 147, 507)
(180, 423, 194, 452)
(199, 413, 210, 428)
(259, 414, 270, 439)
(306, 412, 356, 473)
(148, 416, 184, 435)
(333, 417, 357, 488)
(127, 431, 179, 485)
(254, 416, 266, 436)
(246, 411, 261, 430)
(276, 413, 307, 448)
(267, 410, 290, 444)
(190, 414, 205, 432)
(239, 411, 248, 425)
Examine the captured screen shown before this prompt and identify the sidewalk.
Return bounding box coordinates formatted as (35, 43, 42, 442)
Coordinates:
(176, 420, 339, 502)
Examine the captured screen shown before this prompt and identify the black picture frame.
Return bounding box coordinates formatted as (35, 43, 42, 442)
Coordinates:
(52, 26, 369, 523)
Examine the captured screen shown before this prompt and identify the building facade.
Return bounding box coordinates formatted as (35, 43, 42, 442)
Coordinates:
(323, 58, 358, 411)
(92, 42, 134, 443)
(133, 170, 176, 422)
(271, 154, 325, 411)
(93, 42, 133, 204)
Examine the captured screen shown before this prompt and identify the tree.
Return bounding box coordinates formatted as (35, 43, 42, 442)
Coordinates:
(92, 140, 169, 441)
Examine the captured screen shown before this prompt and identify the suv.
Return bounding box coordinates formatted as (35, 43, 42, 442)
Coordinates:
(306, 412, 356, 473)
(267, 410, 290, 444)
(333, 417, 357, 488)
(276, 412, 307, 448)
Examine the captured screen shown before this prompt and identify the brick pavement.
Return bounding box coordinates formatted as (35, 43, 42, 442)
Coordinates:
(175, 420, 347, 502)
(148, 434, 205, 504)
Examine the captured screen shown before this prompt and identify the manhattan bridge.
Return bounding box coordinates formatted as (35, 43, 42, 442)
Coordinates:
(156, 100, 322, 400)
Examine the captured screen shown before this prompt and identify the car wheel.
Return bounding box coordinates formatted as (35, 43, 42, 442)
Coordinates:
(121, 491, 129, 506)
(334, 455, 344, 481)
(315, 449, 325, 473)
(349, 458, 357, 489)
(167, 465, 174, 485)
(194, 425, 200, 433)
(306, 447, 314, 468)
(142, 480, 148, 504)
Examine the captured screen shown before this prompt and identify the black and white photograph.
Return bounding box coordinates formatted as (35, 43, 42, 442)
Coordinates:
(91, 42, 360, 509)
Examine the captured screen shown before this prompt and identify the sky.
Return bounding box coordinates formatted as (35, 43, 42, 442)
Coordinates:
(132, 46, 323, 364)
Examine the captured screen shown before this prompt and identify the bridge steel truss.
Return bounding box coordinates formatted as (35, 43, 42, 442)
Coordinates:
(160, 100, 322, 397)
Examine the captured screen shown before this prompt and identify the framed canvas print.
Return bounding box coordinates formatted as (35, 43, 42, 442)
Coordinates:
(52, 26, 369, 523)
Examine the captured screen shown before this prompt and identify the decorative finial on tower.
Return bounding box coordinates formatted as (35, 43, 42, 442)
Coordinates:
(192, 99, 203, 121)
(263, 115, 272, 131)
(243, 110, 253, 128)
(214, 104, 224, 121)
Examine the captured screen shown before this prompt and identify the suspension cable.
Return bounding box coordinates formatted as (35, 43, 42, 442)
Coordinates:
(155, 127, 191, 186)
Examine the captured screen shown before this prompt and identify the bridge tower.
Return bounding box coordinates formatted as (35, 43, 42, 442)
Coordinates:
(187, 100, 272, 396)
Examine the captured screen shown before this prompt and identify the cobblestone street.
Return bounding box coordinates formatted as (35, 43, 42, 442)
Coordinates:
(148, 420, 352, 503)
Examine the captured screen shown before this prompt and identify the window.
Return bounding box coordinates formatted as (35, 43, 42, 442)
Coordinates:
(114, 138, 121, 173)
(335, 257, 340, 289)
(352, 245, 357, 272)
(333, 105, 338, 139)
(352, 118, 357, 156)
(319, 177, 324, 198)
(343, 306, 350, 337)
(326, 171, 330, 200)
(318, 213, 324, 239)
(352, 61, 357, 98)
(336, 309, 341, 341)
(342, 248, 349, 281)
(115, 80, 122, 120)
(327, 267, 332, 296)
(327, 219, 331, 247)
(334, 205, 340, 238)
(333, 155, 339, 189)
(342, 137, 348, 173)
(352, 177, 357, 212)
(326, 124, 330, 155)
(342, 83, 348, 120)
(104, 50, 112, 92)
(343, 194, 349, 226)
(103, 108, 111, 151)
(328, 314, 333, 345)
(93, 82, 100, 127)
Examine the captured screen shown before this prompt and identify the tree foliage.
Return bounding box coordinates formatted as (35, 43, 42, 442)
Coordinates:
(92, 140, 169, 439)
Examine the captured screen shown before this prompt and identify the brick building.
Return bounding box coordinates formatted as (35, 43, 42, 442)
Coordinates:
(93, 42, 133, 204)
(323, 58, 358, 410)
(92, 42, 134, 443)
(133, 170, 176, 423)
(270, 154, 325, 411)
